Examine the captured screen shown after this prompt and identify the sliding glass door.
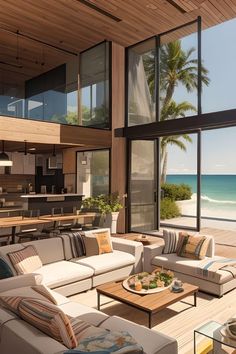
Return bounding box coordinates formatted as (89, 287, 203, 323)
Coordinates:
(160, 132, 200, 230)
(129, 131, 201, 232)
(129, 140, 157, 232)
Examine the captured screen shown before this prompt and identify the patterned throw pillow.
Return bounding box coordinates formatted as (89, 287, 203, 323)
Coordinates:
(0, 258, 14, 279)
(83, 230, 113, 256)
(162, 229, 179, 254)
(68, 326, 143, 353)
(18, 298, 77, 348)
(176, 232, 210, 260)
(7, 245, 42, 275)
(95, 231, 113, 254)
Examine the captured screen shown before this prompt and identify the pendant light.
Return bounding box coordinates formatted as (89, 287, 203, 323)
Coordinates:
(0, 141, 13, 166)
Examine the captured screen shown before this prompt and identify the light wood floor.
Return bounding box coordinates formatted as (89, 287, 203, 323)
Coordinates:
(70, 227, 236, 354)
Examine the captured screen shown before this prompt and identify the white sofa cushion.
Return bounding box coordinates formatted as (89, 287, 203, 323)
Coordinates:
(59, 301, 109, 326)
(0, 274, 43, 293)
(72, 250, 135, 275)
(22, 238, 65, 265)
(35, 261, 94, 288)
(151, 254, 233, 284)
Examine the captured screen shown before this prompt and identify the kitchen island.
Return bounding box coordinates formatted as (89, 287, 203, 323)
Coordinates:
(21, 194, 84, 215)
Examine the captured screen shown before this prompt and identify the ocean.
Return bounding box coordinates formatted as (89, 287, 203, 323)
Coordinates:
(166, 175, 236, 220)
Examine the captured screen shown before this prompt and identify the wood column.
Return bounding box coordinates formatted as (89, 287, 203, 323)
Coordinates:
(111, 42, 126, 233)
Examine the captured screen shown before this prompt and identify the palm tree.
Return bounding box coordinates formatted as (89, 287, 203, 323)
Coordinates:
(160, 40, 209, 107)
(160, 100, 196, 183)
(144, 40, 210, 105)
(143, 39, 209, 182)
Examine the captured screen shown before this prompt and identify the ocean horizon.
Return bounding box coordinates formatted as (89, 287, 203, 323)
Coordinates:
(166, 174, 236, 220)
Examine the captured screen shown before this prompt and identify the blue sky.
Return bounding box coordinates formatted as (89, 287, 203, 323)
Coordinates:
(167, 18, 236, 175)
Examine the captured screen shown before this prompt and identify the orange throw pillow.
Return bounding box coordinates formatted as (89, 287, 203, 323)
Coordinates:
(95, 231, 113, 254)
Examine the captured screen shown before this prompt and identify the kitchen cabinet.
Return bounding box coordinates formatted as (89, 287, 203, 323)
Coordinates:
(11, 153, 35, 175)
(11, 153, 24, 174)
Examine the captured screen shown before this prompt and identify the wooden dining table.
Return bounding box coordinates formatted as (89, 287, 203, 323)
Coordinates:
(40, 212, 97, 227)
(0, 212, 97, 244)
(0, 216, 49, 244)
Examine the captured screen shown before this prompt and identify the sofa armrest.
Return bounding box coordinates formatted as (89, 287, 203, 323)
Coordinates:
(0, 274, 43, 294)
(143, 244, 164, 273)
(111, 237, 143, 273)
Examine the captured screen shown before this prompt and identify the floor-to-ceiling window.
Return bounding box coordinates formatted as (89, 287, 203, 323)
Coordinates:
(127, 16, 236, 233)
(76, 149, 110, 198)
(80, 42, 110, 129)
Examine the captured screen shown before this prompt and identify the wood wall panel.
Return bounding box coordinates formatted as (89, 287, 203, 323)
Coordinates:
(111, 42, 126, 233)
(0, 175, 35, 193)
(0, 116, 112, 148)
(60, 125, 112, 146)
(0, 117, 60, 144)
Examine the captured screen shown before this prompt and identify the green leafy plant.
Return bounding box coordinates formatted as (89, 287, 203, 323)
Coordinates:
(82, 193, 123, 215)
(160, 198, 181, 220)
(161, 183, 192, 201)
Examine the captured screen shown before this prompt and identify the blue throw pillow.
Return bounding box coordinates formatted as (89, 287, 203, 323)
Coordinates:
(0, 258, 14, 279)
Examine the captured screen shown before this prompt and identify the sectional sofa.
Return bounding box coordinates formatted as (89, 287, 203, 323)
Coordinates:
(143, 234, 236, 297)
(0, 234, 178, 354)
(0, 229, 143, 296)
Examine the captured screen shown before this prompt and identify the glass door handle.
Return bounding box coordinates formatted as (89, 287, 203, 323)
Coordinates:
(154, 191, 157, 203)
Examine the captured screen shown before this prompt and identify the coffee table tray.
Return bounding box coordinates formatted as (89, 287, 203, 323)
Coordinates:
(123, 276, 171, 294)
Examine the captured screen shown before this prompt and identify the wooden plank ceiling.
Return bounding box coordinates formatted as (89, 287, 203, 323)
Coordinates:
(0, 0, 235, 82)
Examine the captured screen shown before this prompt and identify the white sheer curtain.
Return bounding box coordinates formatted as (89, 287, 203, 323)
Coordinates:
(128, 50, 155, 126)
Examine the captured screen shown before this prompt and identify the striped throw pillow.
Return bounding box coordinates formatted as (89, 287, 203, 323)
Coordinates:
(7, 245, 42, 275)
(18, 298, 77, 349)
(176, 233, 210, 260)
(0, 295, 23, 314)
(163, 229, 179, 254)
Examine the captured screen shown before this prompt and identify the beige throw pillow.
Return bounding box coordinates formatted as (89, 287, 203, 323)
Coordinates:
(83, 230, 113, 256)
(7, 245, 42, 275)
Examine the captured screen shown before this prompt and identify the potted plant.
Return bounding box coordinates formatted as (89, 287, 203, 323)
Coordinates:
(81, 193, 123, 234)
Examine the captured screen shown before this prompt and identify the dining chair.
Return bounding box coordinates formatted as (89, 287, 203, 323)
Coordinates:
(16, 209, 48, 243)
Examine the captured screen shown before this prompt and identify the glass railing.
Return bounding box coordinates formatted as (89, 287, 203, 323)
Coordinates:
(0, 80, 110, 129)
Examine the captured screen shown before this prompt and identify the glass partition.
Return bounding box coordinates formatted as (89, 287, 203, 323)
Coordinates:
(128, 38, 156, 126)
(130, 140, 157, 232)
(0, 36, 110, 129)
(80, 42, 110, 129)
(76, 150, 110, 198)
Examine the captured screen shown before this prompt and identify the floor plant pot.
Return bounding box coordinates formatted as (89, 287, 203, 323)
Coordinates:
(99, 212, 119, 234)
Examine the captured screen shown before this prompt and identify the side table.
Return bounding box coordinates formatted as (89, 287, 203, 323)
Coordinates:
(113, 233, 164, 246)
(194, 320, 236, 354)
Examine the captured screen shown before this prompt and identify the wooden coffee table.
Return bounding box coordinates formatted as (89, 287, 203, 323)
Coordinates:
(96, 281, 198, 328)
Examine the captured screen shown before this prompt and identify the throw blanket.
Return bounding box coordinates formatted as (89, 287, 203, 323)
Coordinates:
(196, 259, 236, 280)
(60, 232, 86, 258)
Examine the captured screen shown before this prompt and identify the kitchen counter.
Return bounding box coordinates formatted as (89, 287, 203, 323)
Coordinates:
(21, 193, 83, 198)
(21, 194, 84, 215)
